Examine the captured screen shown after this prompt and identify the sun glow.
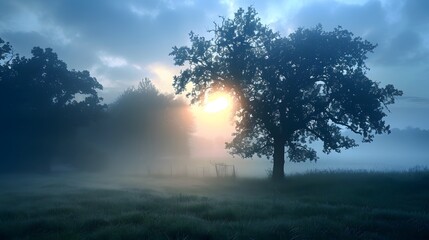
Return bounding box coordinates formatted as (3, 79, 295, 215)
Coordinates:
(204, 96, 229, 113)
(191, 93, 234, 150)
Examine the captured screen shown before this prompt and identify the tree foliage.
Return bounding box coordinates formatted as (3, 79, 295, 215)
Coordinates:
(170, 7, 403, 179)
(107, 78, 193, 166)
(0, 38, 12, 62)
(0, 40, 105, 172)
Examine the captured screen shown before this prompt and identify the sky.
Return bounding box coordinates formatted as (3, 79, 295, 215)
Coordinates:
(1, 0, 428, 167)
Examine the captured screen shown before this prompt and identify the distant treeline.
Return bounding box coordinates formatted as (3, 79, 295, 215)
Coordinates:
(0, 38, 193, 173)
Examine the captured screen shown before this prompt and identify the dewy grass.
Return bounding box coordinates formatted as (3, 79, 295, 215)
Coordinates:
(0, 170, 428, 239)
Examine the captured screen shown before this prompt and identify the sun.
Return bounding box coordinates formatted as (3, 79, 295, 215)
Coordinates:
(204, 96, 229, 113)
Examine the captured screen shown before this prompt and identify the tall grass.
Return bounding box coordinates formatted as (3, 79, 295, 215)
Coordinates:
(0, 170, 428, 239)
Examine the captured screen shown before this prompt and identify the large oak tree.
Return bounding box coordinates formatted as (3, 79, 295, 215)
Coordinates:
(171, 7, 402, 180)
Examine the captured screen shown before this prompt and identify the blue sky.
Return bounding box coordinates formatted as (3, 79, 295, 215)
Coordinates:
(1, 0, 428, 130)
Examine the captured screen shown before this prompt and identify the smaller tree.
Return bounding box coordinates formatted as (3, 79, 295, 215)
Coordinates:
(106, 78, 193, 167)
(0, 45, 105, 172)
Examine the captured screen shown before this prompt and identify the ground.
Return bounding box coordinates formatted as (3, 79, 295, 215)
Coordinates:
(0, 170, 428, 239)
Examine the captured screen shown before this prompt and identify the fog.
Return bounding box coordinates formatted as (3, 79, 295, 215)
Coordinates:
(186, 127, 429, 178)
(103, 126, 429, 179)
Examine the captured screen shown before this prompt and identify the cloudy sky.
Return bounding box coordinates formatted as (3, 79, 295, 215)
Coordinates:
(1, 0, 428, 134)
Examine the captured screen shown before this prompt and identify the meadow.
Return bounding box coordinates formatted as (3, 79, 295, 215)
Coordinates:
(0, 169, 428, 240)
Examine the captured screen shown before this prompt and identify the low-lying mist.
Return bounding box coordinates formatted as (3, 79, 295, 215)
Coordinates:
(185, 127, 429, 178)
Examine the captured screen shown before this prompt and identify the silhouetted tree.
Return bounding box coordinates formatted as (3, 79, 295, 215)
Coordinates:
(170, 7, 403, 180)
(0, 38, 13, 81)
(107, 78, 193, 167)
(0, 38, 12, 62)
(0, 44, 105, 172)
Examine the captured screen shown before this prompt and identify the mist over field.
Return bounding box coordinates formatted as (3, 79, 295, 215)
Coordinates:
(188, 127, 429, 178)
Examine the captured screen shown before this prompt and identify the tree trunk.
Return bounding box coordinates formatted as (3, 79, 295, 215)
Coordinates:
(272, 137, 285, 180)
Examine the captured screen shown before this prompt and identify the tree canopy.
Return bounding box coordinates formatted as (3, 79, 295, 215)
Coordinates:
(0, 40, 105, 172)
(106, 78, 193, 168)
(0, 38, 12, 61)
(170, 7, 403, 180)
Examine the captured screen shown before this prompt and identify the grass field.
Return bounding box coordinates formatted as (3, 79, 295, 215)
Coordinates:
(0, 170, 428, 239)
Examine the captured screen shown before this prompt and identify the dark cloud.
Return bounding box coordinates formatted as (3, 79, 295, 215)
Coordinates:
(285, 0, 387, 42)
(3, 0, 428, 69)
(283, 0, 429, 67)
(378, 29, 429, 65)
(399, 96, 429, 104)
(402, 0, 429, 28)
(66, 0, 224, 62)
(0, 1, 15, 22)
(7, 0, 219, 63)
(1, 31, 49, 56)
